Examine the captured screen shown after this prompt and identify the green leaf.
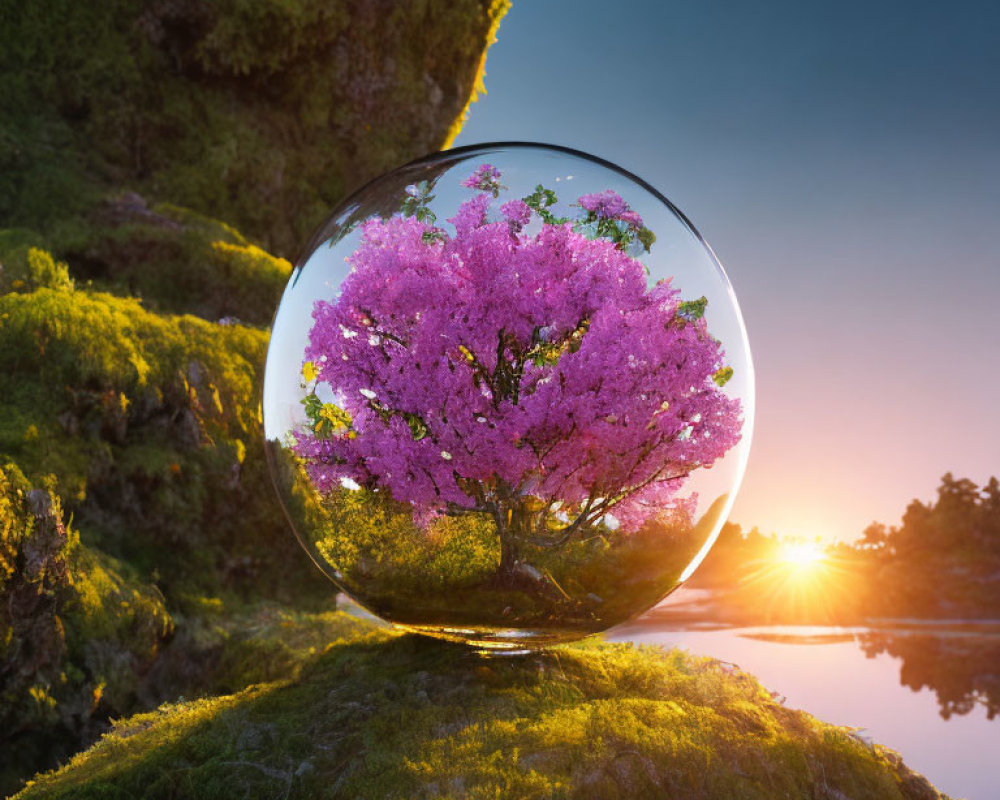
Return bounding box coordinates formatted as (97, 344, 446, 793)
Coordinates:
(677, 296, 708, 321)
(403, 412, 429, 441)
(713, 366, 734, 387)
(523, 184, 568, 226)
(637, 227, 656, 252)
(401, 180, 438, 226)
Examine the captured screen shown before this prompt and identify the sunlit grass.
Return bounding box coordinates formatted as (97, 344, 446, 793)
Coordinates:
(14, 632, 929, 800)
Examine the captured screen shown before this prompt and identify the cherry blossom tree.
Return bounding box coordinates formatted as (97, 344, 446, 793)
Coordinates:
(294, 166, 742, 580)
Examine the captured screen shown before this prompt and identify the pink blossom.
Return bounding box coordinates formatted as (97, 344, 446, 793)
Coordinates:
(578, 189, 629, 219)
(500, 199, 532, 227)
(460, 163, 502, 195)
(618, 210, 644, 230)
(578, 190, 645, 230)
(295, 168, 742, 540)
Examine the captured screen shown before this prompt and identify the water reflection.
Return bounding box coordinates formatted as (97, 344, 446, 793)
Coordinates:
(608, 618, 1000, 800)
(858, 628, 1000, 720)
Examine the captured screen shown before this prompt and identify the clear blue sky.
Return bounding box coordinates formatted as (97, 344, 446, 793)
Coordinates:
(455, 0, 1000, 541)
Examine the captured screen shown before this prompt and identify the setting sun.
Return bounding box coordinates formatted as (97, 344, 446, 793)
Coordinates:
(779, 541, 827, 570)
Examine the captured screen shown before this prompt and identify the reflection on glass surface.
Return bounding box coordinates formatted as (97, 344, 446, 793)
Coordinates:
(264, 143, 754, 649)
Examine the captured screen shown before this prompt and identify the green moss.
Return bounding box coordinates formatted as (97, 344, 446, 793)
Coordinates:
(1, 0, 512, 257)
(0, 283, 263, 400)
(0, 272, 343, 791)
(14, 631, 948, 800)
(0, 463, 173, 794)
(62, 545, 173, 664)
(147, 605, 378, 702)
(0, 282, 261, 486)
(0, 275, 338, 612)
(24, 248, 74, 292)
(0, 1, 512, 793)
(0, 233, 60, 293)
(42, 198, 291, 325)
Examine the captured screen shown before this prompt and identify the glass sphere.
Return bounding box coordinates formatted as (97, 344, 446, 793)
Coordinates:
(264, 143, 753, 651)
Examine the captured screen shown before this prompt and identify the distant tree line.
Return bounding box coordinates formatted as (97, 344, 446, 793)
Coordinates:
(684, 473, 1000, 720)
(689, 473, 1000, 620)
(859, 473, 1000, 560)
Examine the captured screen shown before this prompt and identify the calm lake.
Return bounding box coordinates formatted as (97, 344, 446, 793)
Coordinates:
(609, 597, 1000, 800)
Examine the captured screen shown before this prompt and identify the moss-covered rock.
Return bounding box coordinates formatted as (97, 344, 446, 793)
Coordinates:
(0, 462, 173, 793)
(0, 0, 511, 792)
(0, 0, 511, 257)
(13, 627, 948, 800)
(0, 263, 340, 791)
(63, 194, 294, 325)
(0, 275, 330, 605)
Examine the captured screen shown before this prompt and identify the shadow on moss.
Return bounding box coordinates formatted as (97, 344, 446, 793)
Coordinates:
(0, 463, 172, 793)
(16, 630, 949, 800)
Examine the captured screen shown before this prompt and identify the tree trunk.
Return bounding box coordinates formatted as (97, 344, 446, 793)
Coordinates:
(496, 501, 538, 585)
(497, 523, 521, 583)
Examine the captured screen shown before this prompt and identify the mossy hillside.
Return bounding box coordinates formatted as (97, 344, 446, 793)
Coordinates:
(15, 631, 948, 800)
(0, 451, 363, 792)
(140, 603, 378, 705)
(1, 1, 513, 792)
(1, 194, 290, 332)
(0, 0, 512, 257)
(0, 277, 328, 606)
(0, 240, 75, 294)
(16, 196, 294, 326)
(0, 462, 172, 794)
(0, 249, 359, 790)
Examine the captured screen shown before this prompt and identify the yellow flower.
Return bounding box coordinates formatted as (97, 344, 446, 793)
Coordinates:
(320, 404, 351, 430)
(302, 361, 318, 383)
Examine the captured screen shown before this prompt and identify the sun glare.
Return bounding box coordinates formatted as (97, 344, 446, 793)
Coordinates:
(779, 541, 827, 569)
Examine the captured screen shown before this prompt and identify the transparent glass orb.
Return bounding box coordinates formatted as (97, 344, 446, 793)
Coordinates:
(264, 143, 754, 651)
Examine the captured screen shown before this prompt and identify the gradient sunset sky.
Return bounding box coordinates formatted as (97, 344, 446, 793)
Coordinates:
(455, 0, 1000, 542)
